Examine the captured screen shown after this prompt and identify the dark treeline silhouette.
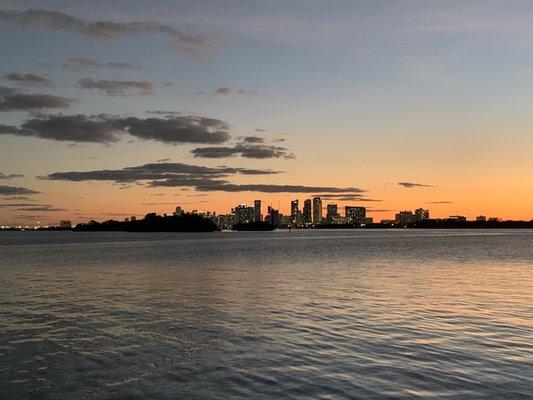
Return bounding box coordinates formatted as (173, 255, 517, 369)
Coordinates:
(232, 221, 276, 231)
(74, 213, 218, 232)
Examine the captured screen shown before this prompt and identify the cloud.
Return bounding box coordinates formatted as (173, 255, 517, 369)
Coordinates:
(0, 203, 64, 211)
(0, 172, 24, 179)
(0, 203, 40, 208)
(0, 185, 40, 196)
(15, 205, 66, 212)
(1, 114, 231, 144)
(3, 73, 51, 86)
(398, 182, 434, 188)
(242, 136, 265, 143)
(62, 56, 140, 71)
(77, 78, 154, 96)
(214, 86, 255, 95)
(42, 162, 363, 194)
(188, 183, 365, 193)
(191, 143, 295, 159)
(0, 8, 212, 57)
(42, 162, 281, 183)
(428, 200, 453, 204)
(312, 194, 382, 202)
(0, 86, 75, 111)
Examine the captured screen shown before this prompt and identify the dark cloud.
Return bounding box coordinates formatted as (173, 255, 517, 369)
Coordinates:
(146, 110, 182, 116)
(115, 116, 230, 144)
(255, 128, 267, 132)
(3, 73, 51, 86)
(3, 196, 33, 200)
(62, 57, 140, 71)
(42, 162, 282, 183)
(398, 182, 434, 188)
(0, 86, 75, 111)
(15, 205, 66, 212)
(1, 114, 231, 144)
(242, 136, 265, 143)
(0, 185, 40, 196)
(0, 8, 212, 57)
(191, 143, 295, 159)
(189, 183, 365, 194)
(0, 203, 40, 208)
(77, 78, 154, 96)
(312, 194, 382, 202)
(41, 162, 362, 194)
(0, 172, 24, 179)
(214, 87, 254, 95)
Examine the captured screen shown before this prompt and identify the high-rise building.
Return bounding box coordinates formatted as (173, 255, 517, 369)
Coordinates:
(395, 210, 414, 224)
(173, 206, 182, 216)
(59, 220, 72, 228)
(476, 215, 487, 222)
(345, 206, 366, 225)
(326, 203, 338, 221)
(233, 204, 255, 223)
(266, 206, 281, 227)
(254, 200, 262, 222)
(414, 208, 430, 221)
(312, 197, 323, 224)
(303, 199, 312, 225)
(290, 199, 299, 223)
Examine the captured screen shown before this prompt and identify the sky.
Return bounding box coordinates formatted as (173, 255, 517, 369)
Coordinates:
(0, 0, 532, 225)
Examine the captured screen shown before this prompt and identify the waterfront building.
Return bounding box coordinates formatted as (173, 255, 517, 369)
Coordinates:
(303, 199, 312, 225)
(59, 220, 72, 228)
(395, 210, 414, 225)
(346, 206, 366, 225)
(290, 200, 299, 224)
(254, 200, 262, 222)
(312, 197, 323, 224)
(326, 203, 339, 222)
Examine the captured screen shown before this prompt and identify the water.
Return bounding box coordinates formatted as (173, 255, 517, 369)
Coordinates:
(0, 229, 532, 399)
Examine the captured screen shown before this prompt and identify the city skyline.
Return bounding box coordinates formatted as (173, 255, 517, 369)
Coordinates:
(1, 1, 533, 225)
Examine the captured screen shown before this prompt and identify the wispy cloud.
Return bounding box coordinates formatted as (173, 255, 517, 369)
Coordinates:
(62, 57, 140, 71)
(77, 78, 154, 96)
(3, 73, 52, 86)
(398, 182, 434, 188)
(0, 185, 40, 196)
(0, 8, 213, 57)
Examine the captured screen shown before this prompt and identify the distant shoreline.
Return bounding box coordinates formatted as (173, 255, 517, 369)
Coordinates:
(3, 222, 533, 232)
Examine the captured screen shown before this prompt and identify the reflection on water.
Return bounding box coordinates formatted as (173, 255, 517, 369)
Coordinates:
(1, 229, 532, 399)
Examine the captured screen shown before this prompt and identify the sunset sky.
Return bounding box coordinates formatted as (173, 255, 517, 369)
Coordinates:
(1, 0, 532, 225)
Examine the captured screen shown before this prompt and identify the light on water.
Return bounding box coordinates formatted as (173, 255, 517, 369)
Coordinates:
(0, 229, 532, 399)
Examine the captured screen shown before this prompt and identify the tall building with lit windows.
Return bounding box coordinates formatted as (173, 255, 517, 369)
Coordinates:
(290, 200, 299, 223)
(345, 206, 366, 225)
(326, 203, 338, 221)
(312, 197, 322, 224)
(254, 200, 262, 222)
(303, 199, 312, 225)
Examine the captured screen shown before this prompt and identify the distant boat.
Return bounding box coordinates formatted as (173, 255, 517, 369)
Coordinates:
(232, 221, 276, 231)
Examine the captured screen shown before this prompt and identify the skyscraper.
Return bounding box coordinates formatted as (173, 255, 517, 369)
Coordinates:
(254, 200, 262, 222)
(326, 203, 338, 221)
(290, 199, 299, 223)
(312, 197, 323, 224)
(345, 206, 366, 225)
(303, 199, 312, 225)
